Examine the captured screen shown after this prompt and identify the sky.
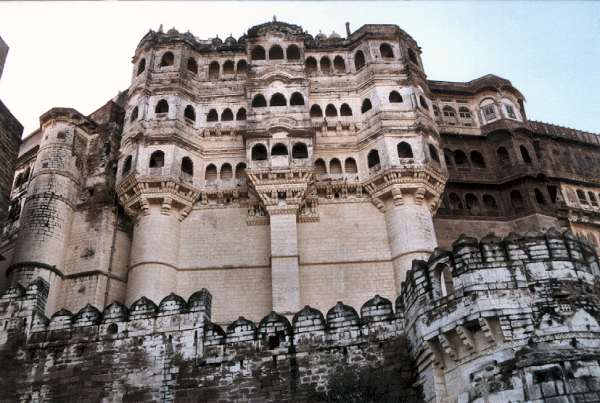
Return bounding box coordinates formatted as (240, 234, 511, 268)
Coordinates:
(0, 1, 599, 137)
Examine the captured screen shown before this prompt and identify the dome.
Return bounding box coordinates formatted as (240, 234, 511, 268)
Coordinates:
(188, 288, 211, 312)
(129, 296, 158, 320)
(361, 295, 393, 322)
(224, 34, 237, 45)
(329, 30, 341, 39)
(315, 31, 327, 41)
(326, 301, 360, 330)
(226, 316, 257, 343)
(158, 293, 187, 315)
(211, 36, 223, 46)
(258, 311, 292, 337)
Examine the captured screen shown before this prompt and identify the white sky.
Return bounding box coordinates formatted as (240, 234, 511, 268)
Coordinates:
(0, 1, 599, 137)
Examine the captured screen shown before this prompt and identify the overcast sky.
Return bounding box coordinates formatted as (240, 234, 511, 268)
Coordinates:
(0, 1, 598, 137)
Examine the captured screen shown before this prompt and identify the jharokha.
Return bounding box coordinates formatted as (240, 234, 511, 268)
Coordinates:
(1, 20, 600, 402)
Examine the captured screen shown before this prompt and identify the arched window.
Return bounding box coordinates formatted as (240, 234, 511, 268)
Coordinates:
(449, 193, 463, 210)
(459, 107, 472, 120)
(251, 144, 268, 161)
(208, 61, 220, 79)
(535, 189, 546, 205)
(454, 150, 468, 166)
(361, 99, 372, 114)
(483, 194, 497, 210)
(434, 264, 454, 297)
(588, 191, 598, 206)
(480, 99, 497, 122)
(286, 45, 300, 60)
(320, 57, 332, 73)
(251, 46, 266, 61)
(184, 105, 196, 121)
(160, 52, 174, 67)
(367, 149, 380, 169)
(419, 96, 429, 110)
(379, 43, 394, 59)
(315, 159, 326, 174)
(389, 91, 403, 103)
(345, 157, 358, 174)
(292, 143, 308, 159)
(236, 108, 247, 121)
(444, 149, 453, 166)
(181, 157, 193, 176)
(520, 145, 532, 163)
(207, 109, 219, 122)
(510, 190, 525, 210)
(270, 93, 287, 107)
(496, 147, 510, 164)
(330, 158, 342, 174)
(290, 92, 305, 106)
(465, 193, 479, 211)
(137, 58, 146, 75)
(205, 164, 217, 182)
(122, 155, 132, 176)
(354, 50, 365, 70)
(429, 144, 440, 162)
(340, 103, 352, 116)
(223, 60, 235, 75)
(155, 99, 169, 114)
(577, 189, 588, 204)
(130, 106, 139, 122)
(252, 94, 267, 108)
(235, 162, 246, 180)
(407, 48, 418, 65)
(305, 57, 318, 74)
(271, 143, 288, 156)
(269, 45, 284, 60)
(397, 142, 413, 159)
(187, 58, 198, 74)
(333, 56, 345, 73)
(325, 104, 337, 117)
(470, 151, 486, 168)
(220, 163, 233, 180)
(442, 106, 456, 122)
(433, 105, 440, 119)
(149, 151, 165, 168)
(310, 104, 323, 118)
(236, 60, 248, 75)
(221, 108, 234, 121)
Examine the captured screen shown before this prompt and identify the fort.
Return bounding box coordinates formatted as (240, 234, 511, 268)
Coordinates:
(0, 20, 599, 402)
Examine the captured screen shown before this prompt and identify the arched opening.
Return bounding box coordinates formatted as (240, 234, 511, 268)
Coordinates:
(305, 57, 317, 74)
(320, 56, 332, 73)
(181, 157, 193, 176)
(429, 144, 440, 162)
(589, 192, 598, 206)
(160, 52, 174, 67)
(520, 145, 532, 163)
(380, 43, 394, 59)
(354, 50, 365, 70)
(397, 142, 413, 159)
(435, 264, 454, 297)
(207, 109, 219, 122)
(236, 60, 247, 75)
(454, 150, 468, 166)
(433, 105, 440, 119)
(252, 94, 267, 108)
(483, 194, 497, 210)
(235, 162, 246, 180)
(286, 45, 300, 60)
(470, 151, 486, 168)
(205, 164, 217, 183)
(442, 106, 456, 123)
(221, 108, 234, 121)
(465, 193, 480, 211)
(496, 147, 510, 164)
(315, 159, 326, 174)
(270, 93, 287, 107)
(236, 108, 247, 121)
(130, 106, 139, 122)
(325, 104, 337, 117)
(137, 58, 146, 75)
(345, 157, 358, 174)
(340, 103, 352, 116)
(223, 60, 235, 75)
(149, 151, 165, 168)
(444, 149, 454, 166)
(449, 193, 463, 210)
(187, 58, 198, 74)
(251, 144, 268, 161)
(419, 96, 429, 109)
(367, 149, 380, 169)
(330, 158, 342, 174)
(251, 46, 266, 61)
(290, 92, 305, 106)
(535, 188, 546, 205)
(407, 48, 418, 65)
(208, 61, 220, 79)
(459, 107, 472, 121)
(310, 104, 323, 118)
(220, 163, 233, 180)
(389, 91, 403, 103)
(122, 156, 132, 176)
(155, 99, 169, 114)
(269, 45, 284, 60)
(184, 105, 196, 121)
(292, 143, 308, 159)
(271, 143, 288, 156)
(577, 189, 588, 204)
(361, 98, 372, 114)
(333, 56, 345, 73)
(510, 190, 525, 211)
